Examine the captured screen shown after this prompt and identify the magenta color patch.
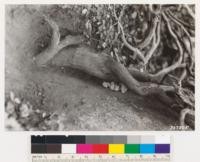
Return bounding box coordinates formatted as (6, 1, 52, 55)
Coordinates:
(77, 144, 93, 154)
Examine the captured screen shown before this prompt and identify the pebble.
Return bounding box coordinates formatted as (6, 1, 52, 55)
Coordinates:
(36, 109, 40, 113)
(131, 12, 137, 19)
(42, 112, 47, 118)
(122, 56, 126, 60)
(6, 101, 15, 114)
(102, 82, 110, 88)
(114, 85, 120, 91)
(127, 37, 132, 43)
(103, 81, 128, 93)
(121, 84, 128, 93)
(14, 98, 21, 104)
(20, 103, 30, 118)
(139, 67, 144, 72)
(102, 42, 107, 48)
(82, 8, 88, 15)
(110, 82, 115, 90)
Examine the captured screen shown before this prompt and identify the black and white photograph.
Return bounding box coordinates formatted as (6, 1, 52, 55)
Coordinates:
(5, 4, 195, 131)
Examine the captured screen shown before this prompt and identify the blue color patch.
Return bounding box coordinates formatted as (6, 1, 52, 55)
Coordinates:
(140, 144, 155, 154)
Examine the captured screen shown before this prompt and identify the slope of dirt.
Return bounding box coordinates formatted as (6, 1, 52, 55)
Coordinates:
(5, 5, 178, 131)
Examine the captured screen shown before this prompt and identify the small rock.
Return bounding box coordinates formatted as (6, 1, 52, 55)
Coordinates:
(36, 109, 40, 113)
(120, 84, 128, 93)
(106, 14, 110, 18)
(131, 12, 137, 19)
(110, 82, 115, 90)
(102, 42, 107, 48)
(20, 103, 30, 118)
(42, 112, 47, 118)
(102, 82, 109, 88)
(127, 37, 132, 43)
(114, 85, 120, 91)
(14, 98, 21, 104)
(139, 67, 144, 72)
(122, 56, 126, 60)
(114, 48, 118, 53)
(82, 8, 88, 15)
(6, 101, 15, 115)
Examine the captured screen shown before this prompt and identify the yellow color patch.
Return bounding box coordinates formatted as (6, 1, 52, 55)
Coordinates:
(109, 144, 124, 154)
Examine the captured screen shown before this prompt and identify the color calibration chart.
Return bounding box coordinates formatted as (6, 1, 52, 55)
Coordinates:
(31, 135, 171, 162)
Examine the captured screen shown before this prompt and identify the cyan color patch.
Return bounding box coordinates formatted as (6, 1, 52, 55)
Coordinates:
(140, 144, 155, 154)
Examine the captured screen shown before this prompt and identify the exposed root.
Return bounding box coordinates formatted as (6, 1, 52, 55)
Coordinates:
(144, 18, 161, 65)
(166, 10, 194, 73)
(106, 58, 175, 96)
(34, 15, 85, 66)
(152, 12, 183, 80)
(33, 7, 195, 129)
(137, 16, 160, 49)
(167, 8, 195, 30)
(115, 6, 145, 62)
(178, 85, 194, 108)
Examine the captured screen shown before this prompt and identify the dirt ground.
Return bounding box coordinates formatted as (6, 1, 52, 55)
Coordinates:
(5, 5, 178, 131)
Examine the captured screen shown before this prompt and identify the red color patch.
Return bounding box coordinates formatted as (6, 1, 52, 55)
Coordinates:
(93, 144, 108, 154)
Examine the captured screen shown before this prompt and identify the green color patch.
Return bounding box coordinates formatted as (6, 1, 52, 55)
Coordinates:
(125, 144, 140, 154)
